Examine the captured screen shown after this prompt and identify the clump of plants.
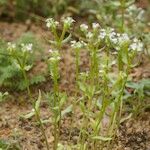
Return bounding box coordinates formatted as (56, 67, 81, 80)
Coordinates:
(125, 78, 150, 116)
(33, 16, 144, 150)
(0, 33, 45, 92)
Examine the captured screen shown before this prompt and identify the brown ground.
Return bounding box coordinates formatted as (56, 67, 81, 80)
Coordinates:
(0, 22, 150, 150)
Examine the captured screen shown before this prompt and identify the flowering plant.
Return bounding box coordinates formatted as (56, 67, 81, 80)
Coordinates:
(46, 17, 75, 49)
(34, 18, 144, 150)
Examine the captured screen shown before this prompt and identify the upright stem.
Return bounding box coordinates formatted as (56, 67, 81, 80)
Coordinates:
(22, 68, 31, 97)
(93, 46, 109, 149)
(53, 62, 60, 150)
(53, 78, 59, 150)
(75, 49, 80, 83)
(34, 109, 50, 150)
(120, 0, 125, 32)
(54, 117, 58, 150)
(69, 48, 80, 140)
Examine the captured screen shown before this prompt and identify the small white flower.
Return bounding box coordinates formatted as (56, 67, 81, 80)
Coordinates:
(116, 33, 121, 37)
(26, 43, 33, 51)
(110, 37, 118, 44)
(92, 23, 100, 30)
(48, 49, 53, 53)
(46, 18, 59, 28)
(129, 38, 143, 52)
(86, 32, 93, 39)
(109, 31, 117, 44)
(21, 43, 33, 53)
(56, 56, 61, 60)
(49, 57, 55, 62)
(107, 29, 116, 41)
(109, 28, 115, 32)
(63, 17, 75, 28)
(118, 33, 130, 45)
(130, 43, 137, 50)
(7, 42, 16, 49)
(71, 40, 86, 49)
(48, 50, 61, 62)
(21, 43, 33, 52)
(49, 56, 61, 62)
(133, 38, 138, 43)
(99, 29, 106, 39)
(80, 24, 88, 32)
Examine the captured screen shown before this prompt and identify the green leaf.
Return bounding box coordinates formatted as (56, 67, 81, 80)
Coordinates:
(20, 111, 35, 119)
(62, 34, 72, 44)
(111, 1, 121, 7)
(30, 75, 46, 85)
(53, 106, 59, 110)
(120, 113, 132, 123)
(91, 136, 112, 141)
(35, 90, 41, 112)
(24, 65, 32, 71)
(61, 105, 73, 118)
(78, 82, 86, 93)
(121, 48, 128, 64)
(59, 93, 67, 107)
(79, 101, 85, 113)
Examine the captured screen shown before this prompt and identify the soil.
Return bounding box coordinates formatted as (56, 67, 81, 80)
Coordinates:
(0, 22, 150, 150)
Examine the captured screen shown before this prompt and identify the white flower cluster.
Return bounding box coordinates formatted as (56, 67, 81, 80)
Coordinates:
(99, 28, 119, 44)
(80, 24, 88, 32)
(63, 17, 75, 28)
(117, 33, 130, 45)
(71, 40, 86, 49)
(99, 28, 130, 44)
(21, 43, 33, 53)
(46, 18, 59, 29)
(92, 23, 100, 30)
(80, 22, 144, 52)
(99, 28, 143, 51)
(7, 42, 16, 52)
(7, 42, 33, 53)
(129, 38, 143, 52)
(99, 29, 107, 39)
(46, 17, 75, 29)
(48, 50, 61, 62)
(86, 32, 94, 39)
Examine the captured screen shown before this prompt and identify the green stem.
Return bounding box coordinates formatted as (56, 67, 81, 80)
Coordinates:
(69, 48, 80, 140)
(93, 46, 109, 149)
(60, 26, 66, 42)
(79, 107, 88, 149)
(34, 108, 50, 150)
(52, 62, 60, 150)
(57, 26, 66, 49)
(22, 68, 31, 97)
(75, 48, 80, 82)
(54, 117, 58, 150)
(15, 56, 31, 98)
(120, 0, 125, 32)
